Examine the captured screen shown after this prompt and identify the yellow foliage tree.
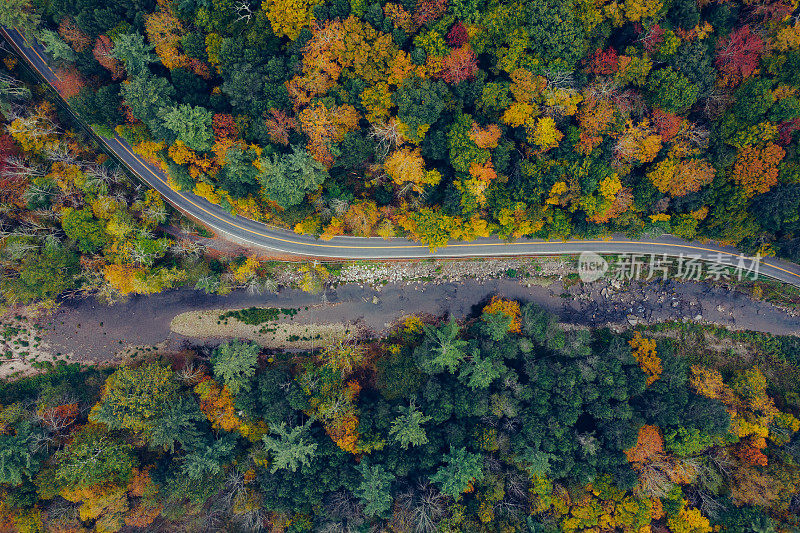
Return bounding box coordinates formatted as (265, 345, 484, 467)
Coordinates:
(648, 157, 716, 197)
(530, 116, 563, 151)
(262, 0, 323, 40)
(629, 332, 662, 385)
(622, 0, 663, 22)
(615, 121, 662, 165)
(361, 82, 393, 123)
(385, 147, 442, 187)
(690, 365, 800, 444)
(667, 500, 712, 533)
(482, 296, 521, 334)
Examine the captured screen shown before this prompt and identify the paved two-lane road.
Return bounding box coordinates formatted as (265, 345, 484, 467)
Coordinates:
(5, 26, 800, 288)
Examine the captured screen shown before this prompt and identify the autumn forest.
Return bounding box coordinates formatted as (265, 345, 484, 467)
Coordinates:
(1, 300, 800, 531)
(2, 0, 800, 531)
(4, 0, 800, 252)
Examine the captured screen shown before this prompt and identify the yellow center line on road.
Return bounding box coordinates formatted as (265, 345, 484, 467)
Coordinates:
(12, 27, 62, 82)
(7, 26, 799, 280)
(114, 142, 800, 280)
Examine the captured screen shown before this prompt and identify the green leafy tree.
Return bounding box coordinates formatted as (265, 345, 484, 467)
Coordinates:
(389, 400, 432, 449)
(90, 363, 180, 437)
(255, 369, 293, 423)
(181, 436, 236, 480)
(262, 421, 318, 473)
(61, 208, 108, 254)
(459, 352, 505, 389)
(430, 446, 484, 499)
(355, 462, 396, 517)
(646, 67, 700, 113)
(39, 29, 75, 63)
(525, 0, 587, 68)
(258, 145, 328, 209)
(161, 104, 214, 152)
(420, 318, 468, 373)
(69, 85, 124, 128)
(0, 0, 40, 38)
(111, 32, 157, 78)
(393, 76, 449, 143)
(211, 340, 260, 396)
(481, 311, 513, 341)
(217, 146, 261, 198)
(0, 422, 41, 486)
(52, 426, 135, 489)
(0, 243, 79, 305)
(120, 73, 176, 137)
(147, 395, 205, 453)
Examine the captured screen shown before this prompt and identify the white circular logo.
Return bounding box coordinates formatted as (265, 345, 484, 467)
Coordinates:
(578, 251, 609, 283)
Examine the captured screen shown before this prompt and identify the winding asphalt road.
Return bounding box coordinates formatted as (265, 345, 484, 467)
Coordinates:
(5, 26, 800, 288)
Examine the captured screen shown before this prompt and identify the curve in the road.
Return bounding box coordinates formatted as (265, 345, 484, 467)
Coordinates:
(5, 26, 800, 288)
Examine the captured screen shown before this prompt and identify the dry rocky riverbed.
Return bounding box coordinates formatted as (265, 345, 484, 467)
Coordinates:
(22, 267, 799, 366)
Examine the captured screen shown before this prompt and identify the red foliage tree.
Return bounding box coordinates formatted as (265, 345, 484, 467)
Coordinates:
(447, 22, 470, 47)
(640, 24, 666, 53)
(0, 133, 17, 172)
(441, 44, 478, 84)
(264, 108, 298, 146)
(54, 67, 85, 99)
(93, 36, 124, 80)
(651, 109, 683, 142)
(212, 113, 239, 142)
(58, 18, 91, 52)
(778, 118, 800, 145)
(413, 0, 448, 29)
(187, 58, 212, 80)
(716, 25, 764, 86)
(587, 47, 619, 76)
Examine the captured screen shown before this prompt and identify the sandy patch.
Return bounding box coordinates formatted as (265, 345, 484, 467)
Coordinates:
(170, 308, 354, 349)
(0, 314, 75, 379)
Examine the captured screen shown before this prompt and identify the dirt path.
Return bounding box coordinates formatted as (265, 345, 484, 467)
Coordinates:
(37, 277, 800, 364)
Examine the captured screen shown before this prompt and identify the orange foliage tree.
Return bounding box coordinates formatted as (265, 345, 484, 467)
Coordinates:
(730, 142, 785, 197)
(625, 425, 697, 496)
(343, 201, 380, 236)
(628, 332, 662, 385)
(58, 18, 91, 52)
(144, 1, 187, 70)
(54, 67, 85, 99)
(212, 113, 239, 142)
(576, 94, 615, 155)
(469, 122, 502, 149)
(193, 376, 242, 432)
(625, 424, 664, 464)
(412, 0, 448, 29)
(264, 108, 297, 146)
(93, 36, 124, 80)
(299, 102, 360, 167)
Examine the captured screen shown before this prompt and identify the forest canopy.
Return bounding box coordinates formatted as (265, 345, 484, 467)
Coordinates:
(0, 300, 799, 531)
(4, 0, 800, 255)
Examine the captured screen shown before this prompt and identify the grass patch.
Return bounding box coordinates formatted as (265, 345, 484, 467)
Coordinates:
(218, 307, 298, 325)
